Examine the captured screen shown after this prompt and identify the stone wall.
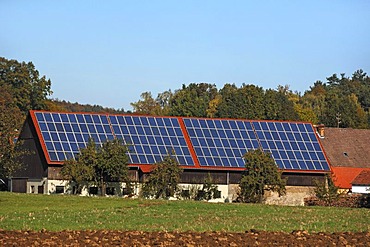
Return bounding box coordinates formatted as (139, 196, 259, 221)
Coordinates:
(227, 184, 315, 206)
(264, 186, 315, 206)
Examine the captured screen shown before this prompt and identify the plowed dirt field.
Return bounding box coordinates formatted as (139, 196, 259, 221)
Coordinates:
(1, 230, 370, 246)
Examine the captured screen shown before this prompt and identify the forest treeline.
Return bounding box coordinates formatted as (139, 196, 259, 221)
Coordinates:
(1, 56, 370, 132)
(131, 71, 370, 129)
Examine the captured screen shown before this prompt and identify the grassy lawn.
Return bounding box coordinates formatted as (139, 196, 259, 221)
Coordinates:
(0, 192, 369, 232)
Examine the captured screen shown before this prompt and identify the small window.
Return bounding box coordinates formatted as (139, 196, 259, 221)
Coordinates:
(89, 187, 98, 195)
(214, 190, 221, 199)
(181, 190, 190, 198)
(55, 186, 64, 194)
(106, 187, 115, 196)
(122, 187, 132, 196)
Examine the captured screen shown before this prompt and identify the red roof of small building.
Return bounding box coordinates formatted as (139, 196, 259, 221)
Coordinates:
(331, 167, 370, 189)
(351, 170, 370, 185)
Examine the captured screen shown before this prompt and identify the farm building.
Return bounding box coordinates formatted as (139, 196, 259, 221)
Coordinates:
(351, 170, 370, 194)
(319, 127, 370, 192)
(11, 110, 331, 204)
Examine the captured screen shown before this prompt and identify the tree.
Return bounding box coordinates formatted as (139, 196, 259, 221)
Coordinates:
(195, 173, 220, 200)
(206, 94, 222, 118)
(130, 92, 161, 115)
(131, 91, 173, 116)
(95, 138, 131, 196)
(263, 87, 299, 121)
(61, 138, 97, 194)
(0, 57, 52, 114)
(61, 138, 130, 196)
(169, 83, 218, 117)
(217, 84, 265, 119)
(0, 85, 27, 178)
(60, 158, 94, 194)
(141, 152, 183, 199)
(238, 149, 286, 203)
(313, 174, 339, 206)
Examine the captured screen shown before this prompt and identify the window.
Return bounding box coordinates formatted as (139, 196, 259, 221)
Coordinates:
(106, 187, 115, 195)
(122, 187, 132, 196)
(181, 190, 190, 199)
(89, 187, 98, 195)
(214, 190, 221, 199)
(55, 186, 64, 194)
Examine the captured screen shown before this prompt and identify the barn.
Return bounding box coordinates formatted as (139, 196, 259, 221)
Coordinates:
(11, 110, 331, 204)
(319, 127, 370, 193)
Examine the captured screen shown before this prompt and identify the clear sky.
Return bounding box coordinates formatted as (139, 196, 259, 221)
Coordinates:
(1, 1, 370, 111)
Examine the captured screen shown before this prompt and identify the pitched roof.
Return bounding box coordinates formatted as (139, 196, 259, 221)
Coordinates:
(331, 167, 370, 189)
(320, 128, 370, 168)
(351, 170, 370, 185)
(26, 110, 331, 173)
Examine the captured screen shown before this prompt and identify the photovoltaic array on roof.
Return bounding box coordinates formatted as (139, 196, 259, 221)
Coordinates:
(252, 121, 330, 170)
(183, 118, 259, 167)
(109, 115, 194, 166)
(35, 112, 194, 166)
(35, 112, 114, 161)
(32, 111, 330, 171)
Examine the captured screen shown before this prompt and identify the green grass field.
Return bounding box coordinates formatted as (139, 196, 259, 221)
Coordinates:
(0, 192, 369, 232)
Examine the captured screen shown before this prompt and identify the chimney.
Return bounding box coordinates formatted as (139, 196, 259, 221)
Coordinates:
(314, 124, 325, 138)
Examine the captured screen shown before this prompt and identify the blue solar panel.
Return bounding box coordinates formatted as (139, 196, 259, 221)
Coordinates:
(34, 111, 330, 171)
(184, 118, 259, 167)
(252, 121, 329, 171)
(109, 115, 194, 166)
(35, 112, 114, 162)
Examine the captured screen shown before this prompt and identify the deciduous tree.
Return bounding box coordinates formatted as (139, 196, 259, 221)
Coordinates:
(61, 138, 130, 196)
(141, 152, 183, 199)
(96, 138, 131, 196)
(238, 149, 286, 203)
(169, 83, 218, 117)
(0, 85, 26, 178)
(0, 57, 52, 114)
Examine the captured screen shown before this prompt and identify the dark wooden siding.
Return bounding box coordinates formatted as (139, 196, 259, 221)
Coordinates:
(282, 173, 326, 186)
(11, 178, 27, 193)
(15, 117, 48, 179)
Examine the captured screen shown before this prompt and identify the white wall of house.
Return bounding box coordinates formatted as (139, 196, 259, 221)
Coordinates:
(23, 179, 316, 206)
(178, 183, 228, 201)
(43, 179, 138, 196)
(352, 185, 370, 194)
(47, 180, 69, 194)
(27, 178, 47, 194)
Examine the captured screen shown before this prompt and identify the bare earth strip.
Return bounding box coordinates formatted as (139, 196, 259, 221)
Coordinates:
(1, 230, 370, 246)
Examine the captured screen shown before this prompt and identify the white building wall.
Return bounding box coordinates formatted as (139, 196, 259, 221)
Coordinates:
(41, 179, 138, 196)
(352, 185, 370, 194)
(47, 180, 69, 194)
(178, 183, 229, 201)
(26, 178, 47, 194)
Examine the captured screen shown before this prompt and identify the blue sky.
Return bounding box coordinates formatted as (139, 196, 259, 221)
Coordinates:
(1, 1, 370, 111)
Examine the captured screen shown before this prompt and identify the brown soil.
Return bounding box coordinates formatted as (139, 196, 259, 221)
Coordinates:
(1, 229, 370, 246)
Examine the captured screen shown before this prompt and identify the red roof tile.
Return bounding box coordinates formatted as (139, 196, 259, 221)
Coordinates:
(320, 128, 370, 168)
(331, 167, 370, 189)
(351, 170, 370, 185)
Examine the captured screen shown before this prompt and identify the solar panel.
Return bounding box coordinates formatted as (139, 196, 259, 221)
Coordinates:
(35, 112, 114, 162)
(184, 118, 259, 167)
(109, 115, 194, 166)
(252, 121, 330, 171)
(34, 111, 330, 171)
